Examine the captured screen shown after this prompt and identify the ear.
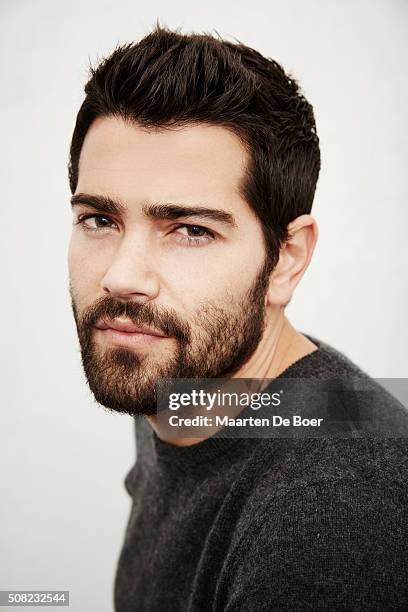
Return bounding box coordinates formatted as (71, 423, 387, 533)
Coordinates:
(265, 214, 318, 307)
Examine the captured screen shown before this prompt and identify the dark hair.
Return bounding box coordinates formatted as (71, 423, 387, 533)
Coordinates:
(69, 24, 320, 267)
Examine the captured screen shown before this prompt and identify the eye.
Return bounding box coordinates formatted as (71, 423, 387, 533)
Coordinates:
(173, 224, 215, 247)
(74, 214, 118, 233)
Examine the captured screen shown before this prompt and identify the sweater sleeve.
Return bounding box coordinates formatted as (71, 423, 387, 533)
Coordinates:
(220, 478, 408, 612)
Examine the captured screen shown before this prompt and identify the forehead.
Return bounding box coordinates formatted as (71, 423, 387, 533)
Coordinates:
(76, 116, 251, 217)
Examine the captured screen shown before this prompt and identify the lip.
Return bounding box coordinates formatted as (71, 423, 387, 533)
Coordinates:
(94, 318, 168, 348)
(95, 318, 167, 337)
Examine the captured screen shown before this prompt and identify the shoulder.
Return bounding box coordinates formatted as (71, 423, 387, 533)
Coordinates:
(237, 437, 408, 524)
(218, 439, 408, 610)
(282, 335, 408, 436)
(255, 438, 408, 520)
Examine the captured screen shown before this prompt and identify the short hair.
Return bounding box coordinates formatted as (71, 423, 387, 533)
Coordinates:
(68, 24, 320, 268)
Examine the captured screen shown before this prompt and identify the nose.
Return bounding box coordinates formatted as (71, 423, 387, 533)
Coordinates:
(101, 234, 160, 302)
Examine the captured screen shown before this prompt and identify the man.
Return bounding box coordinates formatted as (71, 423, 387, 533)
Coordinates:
(68, 26, 408, 611)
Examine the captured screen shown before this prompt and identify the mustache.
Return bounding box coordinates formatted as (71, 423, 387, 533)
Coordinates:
(72, 294, 191, 343)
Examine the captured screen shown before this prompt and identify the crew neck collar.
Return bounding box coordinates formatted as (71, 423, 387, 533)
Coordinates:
(149, 334, 324, 470)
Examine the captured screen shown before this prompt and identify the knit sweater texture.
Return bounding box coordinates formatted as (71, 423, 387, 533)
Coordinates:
(114, 335, 408, 611)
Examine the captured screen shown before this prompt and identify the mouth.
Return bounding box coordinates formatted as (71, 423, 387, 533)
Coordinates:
(94, 318, 168, 348)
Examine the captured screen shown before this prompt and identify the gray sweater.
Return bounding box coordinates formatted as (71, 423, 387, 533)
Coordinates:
(114, 335, 408, 611)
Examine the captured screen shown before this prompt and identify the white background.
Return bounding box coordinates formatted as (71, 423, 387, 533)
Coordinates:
(1, 1, 407, 610)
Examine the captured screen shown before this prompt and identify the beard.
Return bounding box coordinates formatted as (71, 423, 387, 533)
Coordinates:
(70, 257, 273, 417)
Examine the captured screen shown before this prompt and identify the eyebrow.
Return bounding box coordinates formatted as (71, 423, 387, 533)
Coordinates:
(70, 193, 237, 228)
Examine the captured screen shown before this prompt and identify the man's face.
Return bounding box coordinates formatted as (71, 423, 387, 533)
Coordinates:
(68, 117, 274, 416)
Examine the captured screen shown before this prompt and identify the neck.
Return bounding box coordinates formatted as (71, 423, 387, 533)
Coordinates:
(147, 310, 318, 446)
(235, 310, 318, 379)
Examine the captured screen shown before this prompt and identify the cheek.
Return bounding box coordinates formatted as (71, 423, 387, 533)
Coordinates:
(68, 234, 107, 300)
(162, 255, 250, 314)
(68, 235, 80, 277)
